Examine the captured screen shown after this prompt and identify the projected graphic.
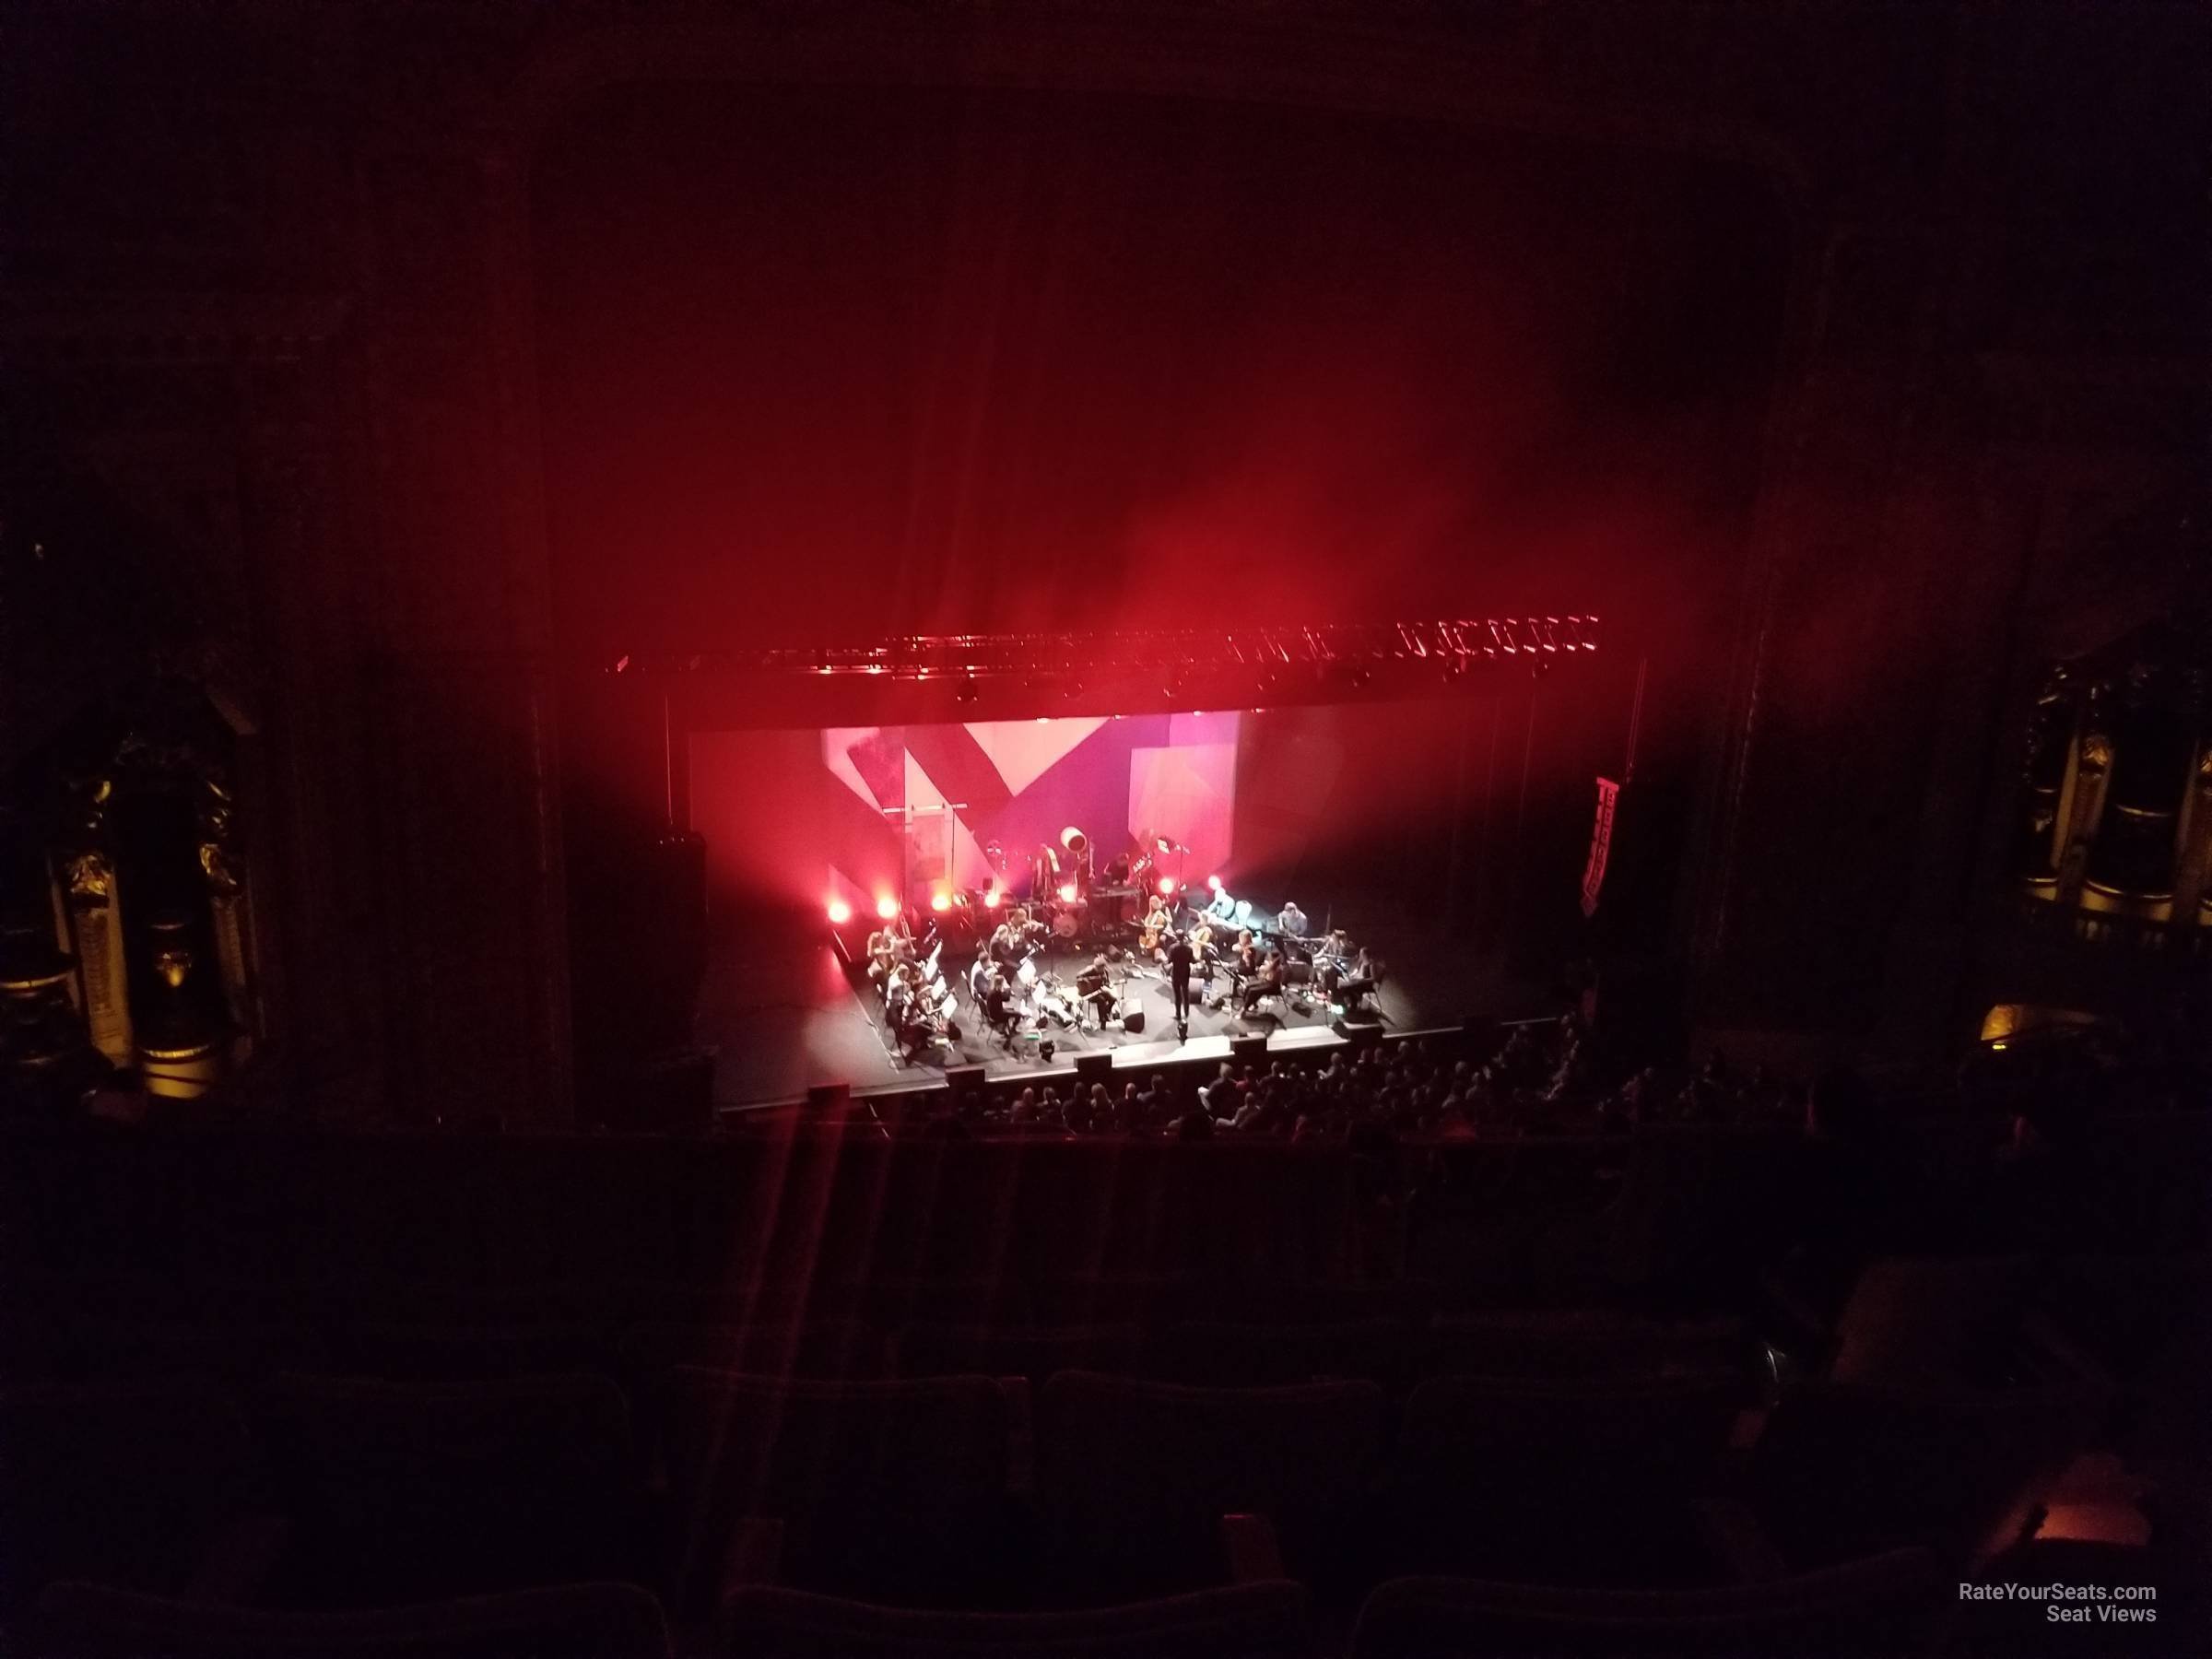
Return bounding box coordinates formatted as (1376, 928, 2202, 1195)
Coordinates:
(689, 715, 1239, 917)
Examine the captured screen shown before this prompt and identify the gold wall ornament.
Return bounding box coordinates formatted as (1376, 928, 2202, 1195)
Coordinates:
(2080, 732, 2114, 772)
(197, 777, 257, 1041)
(60, 850, 133, 1065)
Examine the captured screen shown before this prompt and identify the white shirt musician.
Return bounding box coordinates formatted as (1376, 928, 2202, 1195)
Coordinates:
(1276, 900, 1309, 938)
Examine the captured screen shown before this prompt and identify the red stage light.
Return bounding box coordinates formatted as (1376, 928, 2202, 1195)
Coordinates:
(1057, 882, 1077, 902)
(984, 888, 1003, 909)
(1207, 875, 1223, 890)
(876, 896, 900, 921)
(826, 900, 852, 925)
(929, 891, 951, 912)
(1158, 876, 1176, 896)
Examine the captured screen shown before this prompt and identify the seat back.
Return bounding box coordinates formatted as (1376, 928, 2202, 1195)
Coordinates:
(664, 1371, 1012, 1609)
(1751, 1382, 2101, 1572)
(722, 1581, 1311, 1659)
(1037, 1371, 1386, 1597)
(34, 1579, 670, 1658)
(0, 1380, 261, 1616)
(1385, 1374, 1742, 1580)
(1830, 1256, 2033, 1387)
(1145, 1318, 1417, 1389)
(263, 1372, 634, 1604)
(1348, 1549, 1943, 1658)
(1424, 1312, 1749, 1383)
(891, 1323, 1142, 1383)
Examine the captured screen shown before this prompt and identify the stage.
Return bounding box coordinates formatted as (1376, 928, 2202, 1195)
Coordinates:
(698, 900, 1510, 1107)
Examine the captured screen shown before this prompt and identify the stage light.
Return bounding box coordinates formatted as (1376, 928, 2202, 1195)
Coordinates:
(929, 891, 951, 912)
(1207, 875, 1223, 891)
(826, 900, 852, 925)
(984, 888, 1003, 909)
(1158, 877, 1176, 896)
(876, 896, 900, 921)
(1057, 882, 1077, 902)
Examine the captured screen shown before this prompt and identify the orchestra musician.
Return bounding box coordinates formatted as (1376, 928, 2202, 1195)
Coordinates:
(1276, 900, 1310, 938)
(1240, 947, 1285, 1014)
(1076, 953, 1117, 1028)
(982, 965, 1017, 1036)
(1138, 893, 1173, 957)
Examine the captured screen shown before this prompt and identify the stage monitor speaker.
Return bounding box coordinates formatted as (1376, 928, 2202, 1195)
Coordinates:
(1333, 1017, 1384, 1048)
(805, 1082, 853, 1114)
(946, 1064, 988, 1093)
(1230, 1034, 1269, 1065)
(1121, 1008, 1146, 1035)
(1074, 1052, 1114, 1084)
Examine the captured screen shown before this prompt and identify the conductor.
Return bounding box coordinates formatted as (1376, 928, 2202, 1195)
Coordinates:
(1165, 929, 1197, 1031)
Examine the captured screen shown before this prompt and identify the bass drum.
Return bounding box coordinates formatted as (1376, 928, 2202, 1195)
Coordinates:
(1051, 905, 1082, 939)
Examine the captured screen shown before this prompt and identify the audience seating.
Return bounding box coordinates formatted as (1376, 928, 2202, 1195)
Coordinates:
(259, 1372, 639, 1606)
(0, 1380, 285, 1627)
(1036, 1371, 1386, 1600)
(1346, 1548, 1945, 1658)
(662, 1371, 1018, 1615)
(719, 1580, 1312, 1659)
(1422, 1311, 1751, 1384)
(1143, 1317, 1418, 1390)
(891, 1322, 1143, 1385)
(1371, 1373, 1745, 1585)
(0, 1086, 2197, 1641)
(1710, 1382, 2104, 1576)
(1821, 1255, 2034, 1387)
(33, 1579, 672, 1658)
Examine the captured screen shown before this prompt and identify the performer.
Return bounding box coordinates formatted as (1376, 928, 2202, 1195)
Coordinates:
(1165, 928, 1196, 1027)
(1276, 899, 1309, 938)
(1138, 893, 1173, 956)
(982, 966, 1016, 1036)
(1076, 953, 1117, 1028)
(1240, 948, 1283, 1014)
(1205, 884, 1238, 924)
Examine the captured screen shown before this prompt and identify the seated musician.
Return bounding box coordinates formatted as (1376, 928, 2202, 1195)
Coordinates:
(1276, 900, 1310, 938)
(1077, 952, 1116, 1026)
(1231, 930, 1261, 977)
(865, 929, 894, 984)
(1240, 948, 1284, 1013)
(1205, 885, 1238, 924)
(1140, 894, 1173, 959)
(1335, 947, 1384, 1012)
(982, 966, 1017, 1035)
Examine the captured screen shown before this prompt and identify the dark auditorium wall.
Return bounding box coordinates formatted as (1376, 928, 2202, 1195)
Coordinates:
(1, 4, 2199, 1122)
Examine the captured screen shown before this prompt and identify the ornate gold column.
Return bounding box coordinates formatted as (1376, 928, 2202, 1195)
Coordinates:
(58, 779, 133, 1067)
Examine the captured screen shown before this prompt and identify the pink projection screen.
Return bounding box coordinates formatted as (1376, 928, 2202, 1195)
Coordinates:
(690, 713, 1239, 917)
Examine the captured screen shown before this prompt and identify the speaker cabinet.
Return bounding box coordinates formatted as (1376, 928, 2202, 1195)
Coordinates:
(1121, 1008, 1146, 1035)
(1074, 1051, 1114, 1083)
(1230, 1034, 1269, 1065)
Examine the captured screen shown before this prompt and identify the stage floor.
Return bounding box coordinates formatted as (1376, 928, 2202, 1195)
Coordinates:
(699, 908, 1504, 1107)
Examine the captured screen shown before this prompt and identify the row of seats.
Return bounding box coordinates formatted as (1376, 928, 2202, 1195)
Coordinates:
(29, 1550, 1954, 1658)
(1, 1364, 2098, 1623)
(5, 1253, 2154, 1398)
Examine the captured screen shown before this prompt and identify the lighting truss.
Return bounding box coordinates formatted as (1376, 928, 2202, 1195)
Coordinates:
(621, 617, 1599, 681)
